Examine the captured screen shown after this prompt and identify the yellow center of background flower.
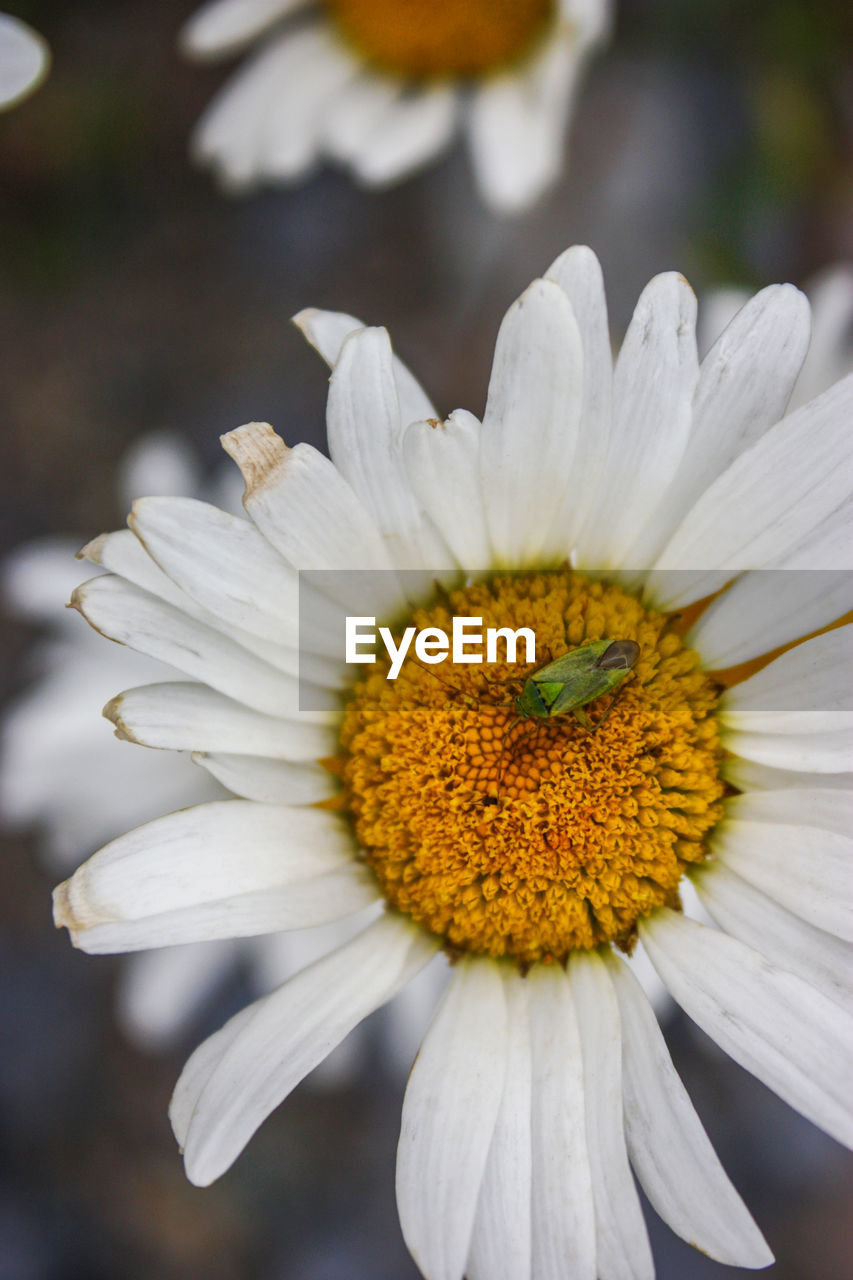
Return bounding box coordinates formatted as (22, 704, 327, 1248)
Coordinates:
(336, 572, 725, 967)
(326, 0, 556, 78)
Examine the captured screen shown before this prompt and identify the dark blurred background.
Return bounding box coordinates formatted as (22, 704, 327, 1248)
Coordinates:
(1, 1, 852, 1277)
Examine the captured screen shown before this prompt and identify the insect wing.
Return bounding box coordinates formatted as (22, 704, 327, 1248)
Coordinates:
(596, 639, 640, 671)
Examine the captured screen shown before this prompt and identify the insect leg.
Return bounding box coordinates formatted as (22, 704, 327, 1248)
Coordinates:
(591, 671, 636, 728)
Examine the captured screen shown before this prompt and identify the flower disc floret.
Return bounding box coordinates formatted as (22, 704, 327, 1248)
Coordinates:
(326, 0, 556, 78)
(338, 571, 725, 966)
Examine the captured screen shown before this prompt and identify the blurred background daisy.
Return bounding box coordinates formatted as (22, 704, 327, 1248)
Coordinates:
(1, 1, 851, 1278)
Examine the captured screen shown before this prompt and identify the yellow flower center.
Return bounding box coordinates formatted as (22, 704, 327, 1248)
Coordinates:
(336, 572, 725, 967)
(325, 0, 556, 79)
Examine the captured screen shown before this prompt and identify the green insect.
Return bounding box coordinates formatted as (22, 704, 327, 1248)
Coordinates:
(513, 638, 640, 730)
(493, 638, 640, 802)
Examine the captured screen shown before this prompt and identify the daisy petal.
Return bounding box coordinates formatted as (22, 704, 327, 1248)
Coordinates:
(105, 682, 335, 758)
(130, 497, 299, 646)
(179, 0, 308, 59)
(53, 801, 376, 950)
(711, 817, 853, 940)
(71, 576, 303, 717)
(349, 84, 458, 187)
(193, 752, 336, 804)
(544, 245, 613, 546)
(527, 964, 596, 1280)
(82, 526, 328, 680)
(723, 756, 853, 791)
(641, 284, 811, 567)
(479, 278, 584, 566)
(723, 726, 853, 773)
(570, 951, 653, 1280)
(327, 327, 451, 568)
(724, 786, 853, 835)
(172, 913, 437, 1184)
(257, 30, 356, 182)
(80, 529, 193, 608)
(640, 910, 853, 1149)
(693, 862, 853, 1008)
(191, 32, 296, 189)
(653, 372, 853, 598)
(576, 272, 698, 570)
(402, 412, 492, 568)
(322, 74, 403, 164)
(221, 425, 407, 617)
(293, 307, 436, 422)
(720, 626, 853, 734)
(605, 951, 773, 1268)
(688, 569, 853, 668)
(467, 36, 578, 216)
(397, 957, 507, 1280)
(467, 969, 532, 1280)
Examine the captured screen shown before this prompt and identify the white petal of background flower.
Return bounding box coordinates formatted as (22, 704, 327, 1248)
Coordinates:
(0, 12, 49, 110)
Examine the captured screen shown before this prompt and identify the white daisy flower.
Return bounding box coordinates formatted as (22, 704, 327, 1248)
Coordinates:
(179, 0, 612, 214)
(55, 246, 853, 1278)
(0, 12, 49, 111)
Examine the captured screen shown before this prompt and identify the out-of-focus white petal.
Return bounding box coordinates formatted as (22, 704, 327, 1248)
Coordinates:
(0, 13, 49, 110)
(116, 939, 243, 1048)
(179, 0, 309, 58)
(349, 84, 458, 187)
(467, 32, 578, 216)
